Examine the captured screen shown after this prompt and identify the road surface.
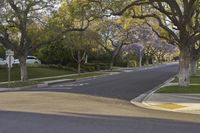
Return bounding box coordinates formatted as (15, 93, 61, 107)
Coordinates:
(36, 63, 179, 100)
(1, 63, 200, 133)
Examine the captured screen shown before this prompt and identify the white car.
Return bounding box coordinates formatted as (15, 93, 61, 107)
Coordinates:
(0, 58, 6, 65)
(26, 56, 41, 64)
(14, 56, 41, 64)
(14, 59, 19, 64)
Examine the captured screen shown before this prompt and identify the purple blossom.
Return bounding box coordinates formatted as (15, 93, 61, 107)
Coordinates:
(122, 43, 144, 58)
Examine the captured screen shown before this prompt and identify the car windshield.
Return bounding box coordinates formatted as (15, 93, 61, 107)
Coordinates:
(27, 56, 36, 59)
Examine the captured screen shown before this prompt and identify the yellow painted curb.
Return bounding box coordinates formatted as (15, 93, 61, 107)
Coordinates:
(156, 103, 186, 110)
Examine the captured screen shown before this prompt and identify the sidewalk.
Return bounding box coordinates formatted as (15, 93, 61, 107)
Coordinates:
(142, 93, 200, 115)
(132, 87, 200, 115)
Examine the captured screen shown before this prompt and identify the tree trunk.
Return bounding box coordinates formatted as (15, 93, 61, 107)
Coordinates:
(161, 55, 165, 64)
(139, 56, 142, 67)
(19, 55, 28, 81)
(110, 50, 117, 71)
(190, 58, 198, 76)
(110, 56, 114, 71)
(77, 50, 81, 75)
(109, 43, 124, 71)
(78, 62, 81, 75)
(179, 48, 190, 87)
(85, 54, 88, 64)
(146, 57, 149, 65)
(190, 47, 199, 76)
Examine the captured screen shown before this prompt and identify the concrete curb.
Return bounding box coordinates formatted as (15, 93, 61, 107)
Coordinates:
(0, 71, 106, 85)
(131, 75, 176, 103)
(120, 62, 178, 73)
(43, 79, 76, 85)
(130, 75, 179, 112)
(0, 72, 112, 92)
(131, 96, 200, 115)
(131, 74, 200, 115)
(0, 79, 76, 92)
(36, 79, 76, 88)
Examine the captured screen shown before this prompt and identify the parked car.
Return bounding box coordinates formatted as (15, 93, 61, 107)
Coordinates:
(27, 56, 41, 64)
(0, 58, 6, 65)
(13, 59, 19, 64)
(14, 56, 41, 64)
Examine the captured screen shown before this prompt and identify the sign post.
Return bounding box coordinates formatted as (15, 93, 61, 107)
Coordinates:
(6, 50, 14, 87)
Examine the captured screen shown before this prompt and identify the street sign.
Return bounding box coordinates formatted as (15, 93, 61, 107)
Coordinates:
(5, 49, 15, 87)
(6, 49, 14, 56)
(6, 56, 14, 68)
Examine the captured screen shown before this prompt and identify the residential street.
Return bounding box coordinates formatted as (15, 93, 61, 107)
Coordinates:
(0, 64, 200, 133)
(33, 63, 179, 100)
(2, 1, 200, 132)
(0, 111, 200, 133)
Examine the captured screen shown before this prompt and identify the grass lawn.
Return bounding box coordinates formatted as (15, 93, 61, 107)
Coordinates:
(157, 69, 200, 93)
(172, 75, 200, 84)
(157, 84, 200, 93)
(0, 81, 40, 88)
(0, 66, 75, 82)
(0, 71, 107, 88)
(0, 65, 108, 88)
(172, 68, 200, 83)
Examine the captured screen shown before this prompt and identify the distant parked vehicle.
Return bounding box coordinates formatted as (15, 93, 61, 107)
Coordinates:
(13, 59, 19, 64)
(27, 56, 41, 64)
(0, 58, 6, 65)
(14, 56, 41, 64)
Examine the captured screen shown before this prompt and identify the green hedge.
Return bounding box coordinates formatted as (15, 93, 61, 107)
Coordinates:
(81, 63, 109, 72)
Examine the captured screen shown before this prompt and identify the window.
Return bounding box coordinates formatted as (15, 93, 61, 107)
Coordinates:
(27, 56, 36, 59)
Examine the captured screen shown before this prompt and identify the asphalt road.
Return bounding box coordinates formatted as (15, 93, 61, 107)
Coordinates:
(0, 111, 200, 133)
(1, 63, 200, 133)
(39, 63, 179, 100)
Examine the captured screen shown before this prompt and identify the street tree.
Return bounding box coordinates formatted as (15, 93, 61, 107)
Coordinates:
(0, 0, 59, 81)
(56, 0, 102, 74)
(0, 0, 98, 81)
(96, 19, 132, 70)
(190, 42, 200, 75)
(98, 0, 200, 86)
(122, 43, 144, 67)
(66, 30, 98, 75)
(129, 25, 159, 65)
(154, 41, 177, 63)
